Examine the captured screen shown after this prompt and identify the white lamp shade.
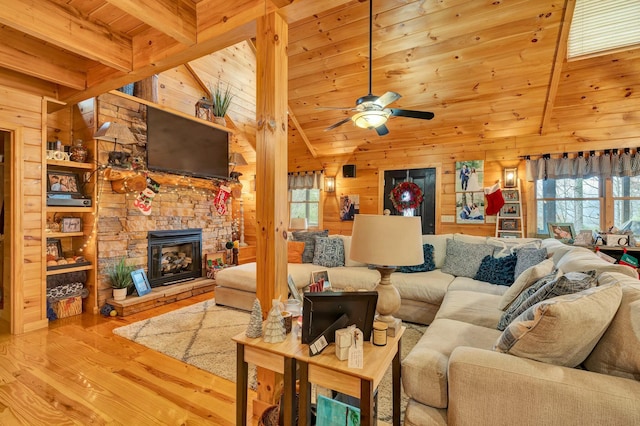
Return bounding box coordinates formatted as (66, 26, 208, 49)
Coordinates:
(290, 217, 308, 230)
(350, 214, 424, 266)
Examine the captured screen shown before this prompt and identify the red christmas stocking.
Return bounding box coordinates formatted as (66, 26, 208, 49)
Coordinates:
(484, 183, 505, 215)
(214, 185, 231, 215)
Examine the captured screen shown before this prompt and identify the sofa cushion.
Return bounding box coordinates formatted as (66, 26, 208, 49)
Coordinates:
(494, 283, 623, 367)
(556, 246, 639, 279)
(448, 276, 509, 295)
(486, 237, 542, 258)
(514, 247, 548, 278)
(422, 234, 452, 269)
(453, 233, 488, 245)
(473, 253, 517, 286)
(216, 262, 319, 292)
(435, 290, 504, 328)
(292, 230, 329, 263)
(498, 270, 596, 331)
(442, 239, 495, 278)
(402, 318, 501, 409)
(287, 241, 305, 263)
(312, 236, 345, 268)
(325, 266, 380, 291)
(499, 259, 555, 310)
(392, 269, 455, 305)
(584, 272, 640, 380)
(398, 244, 435, 273)
(337, 235, 367, 267)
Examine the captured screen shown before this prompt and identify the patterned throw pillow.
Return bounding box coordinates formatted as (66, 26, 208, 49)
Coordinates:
(442, 239, 495, 278)
(398, 244, 436, 273)
(499, 258, 555, 310)
(497, 270, 596, 331)
(312, 236, 345, 268)
(287, 241, 305, 263)
(497, 269, 561, 331)
(292, 230, 329, 263)
(514, 248, 548, 278)
(473, 253, 517, 286)
(494, 284, 623, 367)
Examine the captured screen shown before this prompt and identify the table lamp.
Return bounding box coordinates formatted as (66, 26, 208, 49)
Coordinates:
(290, 217, 308, 230)
(349, 214, 424, 336)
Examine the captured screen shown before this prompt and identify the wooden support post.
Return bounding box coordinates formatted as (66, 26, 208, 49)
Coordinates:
(255, 11, 289, 408)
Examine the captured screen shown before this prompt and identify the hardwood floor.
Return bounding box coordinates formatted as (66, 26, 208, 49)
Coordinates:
(0, 292, 258, 425)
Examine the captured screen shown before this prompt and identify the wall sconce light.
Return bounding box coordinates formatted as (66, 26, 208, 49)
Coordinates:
(504, 167, 518, 188)
(325, 176, 336, 193)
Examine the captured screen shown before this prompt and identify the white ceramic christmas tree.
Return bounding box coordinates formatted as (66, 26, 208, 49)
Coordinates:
(263, 299, 286, 343)
(246, 298, 263, 338)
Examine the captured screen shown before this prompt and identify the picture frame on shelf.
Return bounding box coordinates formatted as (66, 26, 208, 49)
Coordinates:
(498, 232, 520, 238)
(288, 274, 303, 303)
(503, 189, 519, 202)
(501, 219, 517, 230)
(311, 269, 329, 284)
(46, 238, 62, 259)
(46, 170, 82, 196)
(131, 268, 152, 297)
(547, 222, 576, 241)
(500, 203, 520, 217)
(61, 217, 82, 233)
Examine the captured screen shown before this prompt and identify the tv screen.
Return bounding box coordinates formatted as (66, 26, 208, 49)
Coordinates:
(146, 106, 229, 179)
(301, 291, 378, 344)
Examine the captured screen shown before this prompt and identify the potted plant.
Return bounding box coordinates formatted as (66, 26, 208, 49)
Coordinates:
(209, 81, 234, 126)
(108, 257, 134, 301)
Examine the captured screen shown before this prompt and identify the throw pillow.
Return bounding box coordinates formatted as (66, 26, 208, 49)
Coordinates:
(583, 274, 640, 380)
(442, 239, 495, 278)
(497, 269, 561, 330)
(497, 270, 597, 331)
(473, 253, 517, 286)
(292, 230, 329, 263)
(398, 244, 436, 273)
(312, 236, 345, 268)
(494, 284, 623, 367)
(287, 241, 305, 263)
(499, 259, 555, 310)
(514, 247, 548, 278)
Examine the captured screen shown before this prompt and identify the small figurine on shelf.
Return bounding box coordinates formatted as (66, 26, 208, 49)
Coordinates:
(263, 299, 286, 343)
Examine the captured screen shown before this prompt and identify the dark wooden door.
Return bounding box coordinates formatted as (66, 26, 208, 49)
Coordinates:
(383, 168, 436, 234)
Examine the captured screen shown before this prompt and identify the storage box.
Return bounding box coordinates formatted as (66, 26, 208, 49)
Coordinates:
(53, 296, 82, 318)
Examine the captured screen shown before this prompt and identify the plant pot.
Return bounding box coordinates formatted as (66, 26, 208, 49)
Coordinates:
(213, 116, 226, 126)
(113, 287, 128, 301)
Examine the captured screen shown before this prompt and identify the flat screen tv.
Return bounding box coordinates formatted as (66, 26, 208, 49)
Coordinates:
(301, 291, 378, 344)
(146, 106, 229, 179)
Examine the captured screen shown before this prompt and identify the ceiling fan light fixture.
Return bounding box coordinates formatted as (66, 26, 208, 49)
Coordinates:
(352, 110, 390, 129)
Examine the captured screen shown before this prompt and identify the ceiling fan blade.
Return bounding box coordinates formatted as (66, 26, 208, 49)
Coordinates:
(324, 117, 352, 131)
(375, 124, 389, 136)
(389, 108, 435, 120)
(374, 91, 401, 108)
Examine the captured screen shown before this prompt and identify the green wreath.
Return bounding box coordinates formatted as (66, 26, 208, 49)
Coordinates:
(389, 181, 424, 212)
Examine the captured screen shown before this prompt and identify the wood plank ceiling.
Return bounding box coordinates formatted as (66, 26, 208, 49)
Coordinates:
(0, 0, 575, 158)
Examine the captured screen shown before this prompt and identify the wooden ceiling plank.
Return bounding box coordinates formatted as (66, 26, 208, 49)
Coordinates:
(0, 0, 132, 72)
(540, 0, 576, 135)
(105, 0, 197, 45)
(287, 104, 317, 158)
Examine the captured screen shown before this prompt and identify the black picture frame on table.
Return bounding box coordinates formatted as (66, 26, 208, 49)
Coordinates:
(131, 268, 152, 297)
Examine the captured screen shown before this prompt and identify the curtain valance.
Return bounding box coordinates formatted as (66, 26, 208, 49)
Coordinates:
(525, 149, 640, 181)
(287, 171, 324, 190)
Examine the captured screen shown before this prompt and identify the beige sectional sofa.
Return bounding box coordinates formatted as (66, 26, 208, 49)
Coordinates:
(217, 232, 640, 424)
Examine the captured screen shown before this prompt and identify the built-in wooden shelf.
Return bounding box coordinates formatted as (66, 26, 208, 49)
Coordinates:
(47, 263, 93, 276)
(46, 232, 84, 238)
(47, 159, 94, 170)
(46, 206, 93, 213)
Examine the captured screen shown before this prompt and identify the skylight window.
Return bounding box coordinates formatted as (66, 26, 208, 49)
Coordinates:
(568, 0, 640, 60)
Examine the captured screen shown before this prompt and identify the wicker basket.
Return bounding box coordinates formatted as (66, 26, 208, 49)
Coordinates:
(53, 296, 82, 318)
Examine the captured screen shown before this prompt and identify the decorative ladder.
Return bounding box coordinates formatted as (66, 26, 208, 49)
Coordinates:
(495, 181, 525, 238)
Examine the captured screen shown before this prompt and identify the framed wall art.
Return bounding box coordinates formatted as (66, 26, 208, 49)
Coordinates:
(503, 189, 519, 202)
(455, 160, 484, 193)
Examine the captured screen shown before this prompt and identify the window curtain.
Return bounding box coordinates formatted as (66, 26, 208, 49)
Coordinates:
(525, 150, 640, 181)
(287, 171, 324, 190)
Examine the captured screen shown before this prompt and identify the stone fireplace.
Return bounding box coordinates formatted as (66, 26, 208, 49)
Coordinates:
(147, 229, 202, 287)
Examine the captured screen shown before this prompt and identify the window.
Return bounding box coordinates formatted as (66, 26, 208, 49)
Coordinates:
(535, 177, 601, 234)
(289, 189, 320, 227)
(535, 175, 640, 235)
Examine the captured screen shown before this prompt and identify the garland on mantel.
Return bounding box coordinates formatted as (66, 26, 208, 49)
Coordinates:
(389, 182, 424, 212)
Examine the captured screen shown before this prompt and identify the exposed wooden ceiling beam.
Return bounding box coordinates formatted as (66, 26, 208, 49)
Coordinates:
(0, 0, 132, 73)
(540, 0, 576, 135)
(0, 28, 86, 90)
(105, 0, 197, 45)
(287, 106, 318, 158)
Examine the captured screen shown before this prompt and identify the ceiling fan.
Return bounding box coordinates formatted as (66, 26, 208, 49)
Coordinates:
(322, 0, 435, 136)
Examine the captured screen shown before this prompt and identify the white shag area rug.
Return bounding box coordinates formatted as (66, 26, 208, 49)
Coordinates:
(112, 299, 426, 423)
